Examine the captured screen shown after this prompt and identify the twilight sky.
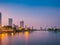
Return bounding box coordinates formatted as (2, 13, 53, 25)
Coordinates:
(0, 0, 60, 29)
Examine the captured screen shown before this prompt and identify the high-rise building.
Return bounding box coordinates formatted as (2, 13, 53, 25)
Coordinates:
(0, 12, 2, 26)
(8, 18, 13, 26)
(20, 21, 24, 28)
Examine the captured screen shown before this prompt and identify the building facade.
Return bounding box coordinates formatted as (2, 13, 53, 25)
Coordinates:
(0, 12, 2, 26)
(8, 18, 13, 26)
(20, 21, 24, 28)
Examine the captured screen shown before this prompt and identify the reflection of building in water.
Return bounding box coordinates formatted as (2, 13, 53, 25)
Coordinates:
(0, 34, 2, 45)
(7, 33, 14, 45)
(19, 32, 23, 37)
(0, 34, 6, 45)
(0, 33, 8, 45)
(24, 32, 29, 42)
(0, 33, 14, 45)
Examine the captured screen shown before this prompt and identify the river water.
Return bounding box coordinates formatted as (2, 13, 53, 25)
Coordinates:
(0, 31, 60, 45)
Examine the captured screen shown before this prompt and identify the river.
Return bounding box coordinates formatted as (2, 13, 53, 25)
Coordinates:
(0, 31, 60, 45)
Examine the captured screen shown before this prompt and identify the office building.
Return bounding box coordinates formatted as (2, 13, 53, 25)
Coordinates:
(20, 21, 24, 28)
(0, 12, 2, 26)
(8, 18, 13, 26)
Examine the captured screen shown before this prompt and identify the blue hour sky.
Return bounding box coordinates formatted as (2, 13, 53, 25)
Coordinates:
(0, 0, 60, 29)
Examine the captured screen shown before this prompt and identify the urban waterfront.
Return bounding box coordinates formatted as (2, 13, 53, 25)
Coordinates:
(0, 0, 60, 45)
(0, 31, 60, 45)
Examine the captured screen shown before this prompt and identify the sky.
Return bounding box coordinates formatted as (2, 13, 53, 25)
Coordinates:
(0, 0, 60, 29)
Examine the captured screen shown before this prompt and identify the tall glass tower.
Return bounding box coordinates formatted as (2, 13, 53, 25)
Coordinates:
(20, 21, 24, 28)
(8, 18, 13, 26)
(0, 12, 2, 26)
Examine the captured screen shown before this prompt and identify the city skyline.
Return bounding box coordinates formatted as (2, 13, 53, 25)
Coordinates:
(0, 0, 60, 45)
(0, 0, 60, 29)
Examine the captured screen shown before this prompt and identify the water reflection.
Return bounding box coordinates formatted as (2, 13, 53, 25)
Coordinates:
(24, 31, 29, 42)
(0, 34, 2, 45)
(0, 31, 29, 45)
(0, 31, 60, 45)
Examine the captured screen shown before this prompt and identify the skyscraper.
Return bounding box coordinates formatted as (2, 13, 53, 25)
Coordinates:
(20, 21, 24, 28)
(8, 18, 13, 26)
(0, 12, 2, 26)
